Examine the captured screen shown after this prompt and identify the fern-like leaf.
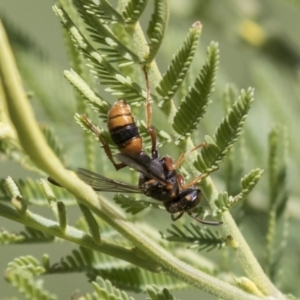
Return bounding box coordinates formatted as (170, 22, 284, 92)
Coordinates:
(234, 168, 264, 203)
(79, 276, 134, 300)
(114, 194, 164, 215)
(7, 255, 45, 276)
(0, 228, 25, 244)
(222, 85, 245, 195)
(156, 21, 202, 106)
(265, 125, 289, 283)
(146, 285, 177, 300)
(173, 42, 219, 139)
(6, 256, 56, 300)
(17, 178, 76, 205)
(18, 227, 54, 244)
(53, 6, 146, 104)
(122, 0, 148, 24)
(146, 0, 169, 63)
(48, 246, 130, 275)
(162, 224, 225, 252)
(194, 88, 254, 174)
(88, 267, 188, 292)
(214, 192, 234, 215)
(74, 0, 138, 63)
(64, 69, 110, 120)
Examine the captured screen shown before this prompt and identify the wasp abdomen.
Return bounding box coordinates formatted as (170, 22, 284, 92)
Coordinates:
(108, 100, 143, 154)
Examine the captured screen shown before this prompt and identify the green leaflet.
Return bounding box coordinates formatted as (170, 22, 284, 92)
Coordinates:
(194, 88, 254, 174)
(146, 0, 169, 63)
(214, 169, 263, 215)
(81, 276, 135, 300)
(122, 0, 148, 24)
(5, 255, 56, 299)
(64, 70, 110, 120)
(265, 125, 289, 283)
(146, 285, 177, 300)
(113, 194, 164, 215)
(0, 229, 25, 244)
(162, 223, 225, 252)
(46, 246, 131, 276)
(172, 42, 219, 139)
(88, 267, 188, 292)
(156, 21, 202, 107)
(53, 6, 145, 104)
(74, 0, 138, 63)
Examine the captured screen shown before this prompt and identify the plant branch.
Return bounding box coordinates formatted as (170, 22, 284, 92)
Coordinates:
(0, 202, 158, 272)
(1, 20, 263, 300)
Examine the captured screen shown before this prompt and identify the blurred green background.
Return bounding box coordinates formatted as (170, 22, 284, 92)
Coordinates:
(1, 0, 300, 299)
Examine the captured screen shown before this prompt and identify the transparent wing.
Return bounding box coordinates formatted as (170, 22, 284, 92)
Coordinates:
(77, 168, 144, 194)
(116, 153, 167, 183)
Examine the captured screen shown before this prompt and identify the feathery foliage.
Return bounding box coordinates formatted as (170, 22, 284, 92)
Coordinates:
(74, 0, 138, 63)
(162, 224, 225, 252)
(215, 169, 264, 215)
(222, 85, 245, 196)
(194, 88, 254, 174)
(173, 42, 219, 139)
(114, 194, 163, 214)
(237, 169, 264, 202)
(53, 6, 146, 103)
(0, 177, 76, 205)
(146, 285, 177, 300)
(122, 0, 148, 24)
(0, 228, 25, 244)
(145, 0, 169, 63)
(64, 69, 110, 120)
(265, 125, 289, 283)
(47, 246, 131, 275)
(5, 268, 57, 300)
(5, 256, 56, 299)
(87, 266, 188, 292)
(79, 276, 134, 300)
(156, 21, 202, 107)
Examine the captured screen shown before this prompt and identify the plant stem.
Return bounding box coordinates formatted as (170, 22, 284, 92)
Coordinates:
(0, 202, 158, 272)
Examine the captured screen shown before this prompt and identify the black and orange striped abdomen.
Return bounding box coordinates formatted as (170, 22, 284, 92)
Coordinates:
(107, 100, 143, 155)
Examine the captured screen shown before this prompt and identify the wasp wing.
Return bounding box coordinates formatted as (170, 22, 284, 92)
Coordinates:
(116, 153, 167, 184)
(77, 168, 144, 193)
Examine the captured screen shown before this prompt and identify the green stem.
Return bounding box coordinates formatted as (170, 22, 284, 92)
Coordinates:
(0, 202, 157, 272)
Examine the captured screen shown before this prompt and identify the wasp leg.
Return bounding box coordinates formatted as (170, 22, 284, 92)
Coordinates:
(81, 114, 126, 170)
(171, 212, 184, 221)
(187, 211, 223, 225)
(143, 65, 158, 159)
(177, 172, 210, 189)
(172, 142, 208, 170)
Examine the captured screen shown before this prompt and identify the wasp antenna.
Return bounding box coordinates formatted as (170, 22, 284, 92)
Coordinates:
(187, 212, 223, 226)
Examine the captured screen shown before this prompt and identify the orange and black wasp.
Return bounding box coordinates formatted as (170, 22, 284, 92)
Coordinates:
(73, 76, 222, 226)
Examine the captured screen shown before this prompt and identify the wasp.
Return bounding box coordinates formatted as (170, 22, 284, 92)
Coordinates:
(75, 84, 222, 226)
